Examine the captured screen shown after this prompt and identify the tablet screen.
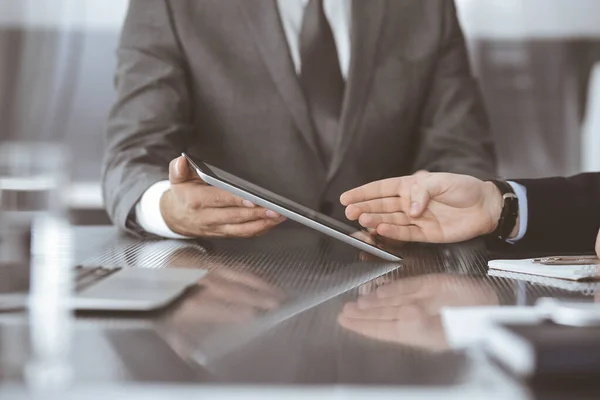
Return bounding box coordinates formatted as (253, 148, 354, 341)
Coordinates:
(184, 155, 401, 259)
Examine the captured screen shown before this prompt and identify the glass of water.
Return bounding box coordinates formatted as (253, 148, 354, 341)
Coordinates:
(0, 142, 73, 388)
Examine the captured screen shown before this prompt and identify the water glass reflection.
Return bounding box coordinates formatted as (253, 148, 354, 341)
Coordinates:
(0, 142, 73, 388)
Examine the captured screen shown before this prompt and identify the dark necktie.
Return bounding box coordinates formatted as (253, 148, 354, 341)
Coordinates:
(299, 0, 345, 166)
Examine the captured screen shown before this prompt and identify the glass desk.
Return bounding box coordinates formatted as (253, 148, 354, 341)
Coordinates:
(1, 224, 598, 398)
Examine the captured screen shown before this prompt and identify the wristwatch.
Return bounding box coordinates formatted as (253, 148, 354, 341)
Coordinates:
(487, 180, 519, 240)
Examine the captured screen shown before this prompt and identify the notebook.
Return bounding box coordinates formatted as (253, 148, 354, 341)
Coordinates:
(488, 269, 600, 294)
(488, 257, 600, 281)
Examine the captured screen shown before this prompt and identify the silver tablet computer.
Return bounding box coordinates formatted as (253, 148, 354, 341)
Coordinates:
(182, 153, 402, 262)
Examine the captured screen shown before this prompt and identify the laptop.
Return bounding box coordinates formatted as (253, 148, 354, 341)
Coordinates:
(0, 262, 206, 312)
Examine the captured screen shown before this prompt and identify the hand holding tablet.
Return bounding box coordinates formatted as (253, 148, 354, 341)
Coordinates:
(160, 156, 287, 238)
(182, 153, 402, 262)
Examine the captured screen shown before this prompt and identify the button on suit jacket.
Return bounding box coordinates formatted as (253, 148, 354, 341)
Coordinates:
(102, 0, 497, 233)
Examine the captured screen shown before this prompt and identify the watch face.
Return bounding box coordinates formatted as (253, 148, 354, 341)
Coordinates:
(498, 195, 519, 240)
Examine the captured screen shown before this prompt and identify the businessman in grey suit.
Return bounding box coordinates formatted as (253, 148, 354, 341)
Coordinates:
(102, 0, 497, 239)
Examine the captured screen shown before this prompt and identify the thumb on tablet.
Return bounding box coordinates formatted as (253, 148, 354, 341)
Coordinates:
(169, 155, 205, 185)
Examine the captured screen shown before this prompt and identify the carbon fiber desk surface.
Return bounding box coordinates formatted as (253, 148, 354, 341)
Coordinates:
(2, 225, 599, 397)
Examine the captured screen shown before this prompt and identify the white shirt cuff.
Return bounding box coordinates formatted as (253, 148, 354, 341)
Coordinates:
(506, 181, 528, 243)
(135, 180, 193, 239)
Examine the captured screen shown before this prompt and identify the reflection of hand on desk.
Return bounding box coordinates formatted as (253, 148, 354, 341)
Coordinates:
(162, 265, 285, 360)
(128, 238, 286, 322)
(338, 274, 499, 351)
(155, 244, 286, 361)
(168, 263, 285, 325)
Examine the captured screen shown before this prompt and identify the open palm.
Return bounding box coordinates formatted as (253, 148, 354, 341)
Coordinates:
(341, 173, 500, 243)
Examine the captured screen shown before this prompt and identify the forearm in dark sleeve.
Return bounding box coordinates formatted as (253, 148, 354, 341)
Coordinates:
(101, 0, 193, 233)
(508, 174, 600, 254)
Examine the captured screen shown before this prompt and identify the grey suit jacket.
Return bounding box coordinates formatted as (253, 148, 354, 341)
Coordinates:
(102, 0, 497, 233)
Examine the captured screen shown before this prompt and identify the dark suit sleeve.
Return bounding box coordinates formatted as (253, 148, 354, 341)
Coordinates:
(507, 174, 600, 253)
(101, 0, 193, 233)
(412, 0, 497, 180)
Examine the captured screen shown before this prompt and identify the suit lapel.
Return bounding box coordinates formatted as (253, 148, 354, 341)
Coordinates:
(327, 0, 387, 181)
(239, 0, 325, 168)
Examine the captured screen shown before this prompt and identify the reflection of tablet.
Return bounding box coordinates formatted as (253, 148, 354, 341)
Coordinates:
(182, 153, 402, 262)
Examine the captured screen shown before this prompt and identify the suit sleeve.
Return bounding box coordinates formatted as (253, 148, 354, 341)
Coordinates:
(101, 0, 193, 233)
(412, 0, 497, 180)
(508, 174, 600, 253)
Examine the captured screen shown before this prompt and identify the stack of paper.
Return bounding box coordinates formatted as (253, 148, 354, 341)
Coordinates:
(488, 258, 600, 281)
(488, 269, 600, 293)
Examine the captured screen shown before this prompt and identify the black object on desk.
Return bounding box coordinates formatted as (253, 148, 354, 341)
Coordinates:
(486, 322, 600, 380)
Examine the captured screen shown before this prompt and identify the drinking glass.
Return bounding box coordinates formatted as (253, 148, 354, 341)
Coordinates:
(0, 142, 73, 388)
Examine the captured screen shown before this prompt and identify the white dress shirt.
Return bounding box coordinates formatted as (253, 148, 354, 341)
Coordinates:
(135, 0, 352, 238)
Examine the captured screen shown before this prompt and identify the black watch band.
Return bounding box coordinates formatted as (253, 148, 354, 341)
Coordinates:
(487, 180, 519, 240)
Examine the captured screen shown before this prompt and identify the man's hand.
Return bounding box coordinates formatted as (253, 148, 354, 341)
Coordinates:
(340, 173, 518, 243)
(160, 156, 286, 237)
(340, 172, 511, 243)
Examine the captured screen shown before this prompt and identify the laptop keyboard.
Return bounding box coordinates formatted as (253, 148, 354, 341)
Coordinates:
(74, 266, 121, 292)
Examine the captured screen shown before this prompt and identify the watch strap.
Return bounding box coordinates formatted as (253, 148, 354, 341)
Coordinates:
(488, 180, 519, 240)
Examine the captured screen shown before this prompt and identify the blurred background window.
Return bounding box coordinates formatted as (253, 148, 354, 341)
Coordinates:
(0, 0, 127, 224)
(1, 0, 599, 225)
(457, 0, 600, 178)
